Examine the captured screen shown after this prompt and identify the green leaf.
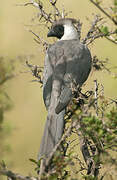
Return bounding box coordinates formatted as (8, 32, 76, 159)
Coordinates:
(100, 26, 109, 35)
(29, 158, 38, 164)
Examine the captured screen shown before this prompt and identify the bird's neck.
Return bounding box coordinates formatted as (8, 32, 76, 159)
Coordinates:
(60, 24, 79, 41)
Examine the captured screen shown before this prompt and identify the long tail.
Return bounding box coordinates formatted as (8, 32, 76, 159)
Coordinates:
(38, 109, 65, 160)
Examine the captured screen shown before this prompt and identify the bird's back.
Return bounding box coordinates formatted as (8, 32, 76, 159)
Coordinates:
(47, 39, 92, 86)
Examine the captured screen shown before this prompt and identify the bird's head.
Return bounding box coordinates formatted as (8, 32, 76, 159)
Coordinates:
(47, 18, 79, 40)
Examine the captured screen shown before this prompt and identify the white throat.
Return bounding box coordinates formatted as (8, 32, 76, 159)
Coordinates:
(60, 24, 79, 41)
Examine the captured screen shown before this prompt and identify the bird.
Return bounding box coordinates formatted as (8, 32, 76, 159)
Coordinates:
(38, 18, 92, 164)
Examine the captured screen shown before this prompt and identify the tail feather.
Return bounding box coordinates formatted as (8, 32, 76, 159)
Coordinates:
(38, 110, 65, 160)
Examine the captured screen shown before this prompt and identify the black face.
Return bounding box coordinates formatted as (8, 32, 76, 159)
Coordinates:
(47, 25, 64, 39)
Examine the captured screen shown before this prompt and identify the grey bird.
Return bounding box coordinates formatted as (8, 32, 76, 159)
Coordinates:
(38, 18, 92, 162)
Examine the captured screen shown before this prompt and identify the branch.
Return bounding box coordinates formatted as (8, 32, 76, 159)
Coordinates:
(29, 30, 48, 49)
(83, 15, 102, 44)
(92, 55, 110, 72)
(0, 169, 37, 180)
(94, 79, 99, 116)
(26, 61, 43, 85)
(20, 0, 53, 23)
(31, 0, 53, 23)
(49, 0, 62, 19)
(86, 30, 117, 45)
(46, 120, 78, 166)
(39, 119, 79, 178)
(89, 0, 117, 25)
(105, 35, 117, 44)
(82, 15, 117, 45)
(49, 0, 57, 6)
(75, 104, 99, 176)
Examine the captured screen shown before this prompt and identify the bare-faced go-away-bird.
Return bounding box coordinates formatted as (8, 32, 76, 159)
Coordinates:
(38, 18, 92, 163)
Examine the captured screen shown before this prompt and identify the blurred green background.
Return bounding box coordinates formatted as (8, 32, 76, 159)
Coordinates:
(0, 0, 117, 179)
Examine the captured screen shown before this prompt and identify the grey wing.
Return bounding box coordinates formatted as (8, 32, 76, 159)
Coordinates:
(43, 46, 66, 109)
(39, 45, 66, 159)
(55, 43, 92, 114)
(43, 52, 53, 109)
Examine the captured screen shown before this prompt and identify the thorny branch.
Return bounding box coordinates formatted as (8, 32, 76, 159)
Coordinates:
(87, 30, 117, 45)
(82, 14, 117, 45)
(88, 0, 117, 44)
(92, 55, 110, 72)
(19, 0, 65, 23)
(105, 35, 117, 45)
(29, 30, 48, 50)
(74, 85, 101, 176)
(92, 55, 117, 78)
(89, 0, 117, 25)
(39, 119, 80, 178)
(28, 0, 53, 23)
(0, 170, 36, 180)
(83, 18, 117, 45)
(26, 61, 43, 84)
(83, 15, 102, 44)
(46, 121, 79, 166)
(49, 0, 62, 19)
(0, 161, 37, 180)
(94, 79, 99, 116)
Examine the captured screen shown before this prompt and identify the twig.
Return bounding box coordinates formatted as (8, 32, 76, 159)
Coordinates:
(86, 30, 117, 45)
(15, 3, 33, 6)
(75, 119, 100, 176)
(83, 15, 102, 44)
(89, 0, 117, 25)
(21, 0, 53, 23)
(38, 159, 44, 180)
(26, 61, 43, 84)
(49, 0, 57, 6)
(30, 0, 53, 23)
(105, 36, 117, 44)
(92, 55, 111, 73)
(107, 98, 117, 106)
(75, 121, 97, 175)
(0, 161, 36, 180)
(94, 79, 98, 116)
(82, 14, 117, 45)
(39, 120, 79, 178)
(29, 30, 48, 49)
(46, 120, 78, 165)
(49, 0, 62, 19)
(0, 170, 37, 180)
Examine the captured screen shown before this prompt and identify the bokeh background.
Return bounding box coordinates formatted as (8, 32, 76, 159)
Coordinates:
(0, 0, 117, 179)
